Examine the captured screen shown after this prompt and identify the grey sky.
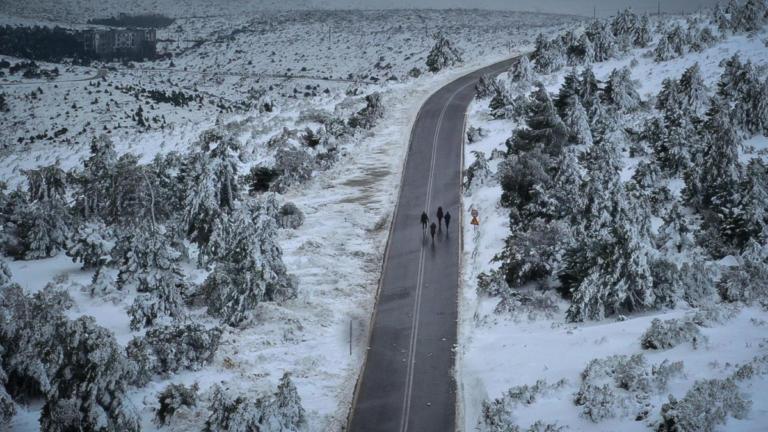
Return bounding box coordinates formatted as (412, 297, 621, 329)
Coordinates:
(306, 0, 720, 17)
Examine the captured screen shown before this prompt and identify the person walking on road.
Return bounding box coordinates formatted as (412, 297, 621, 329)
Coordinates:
(444, 211, 451, 230)
(436, 206, 444, 229)
(430, 222, 437, 242)
(420, 211, 429, 234)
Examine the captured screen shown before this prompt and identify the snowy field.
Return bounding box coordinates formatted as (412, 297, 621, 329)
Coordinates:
(0, 5, 581, 432)
(459, 6, 768, 432)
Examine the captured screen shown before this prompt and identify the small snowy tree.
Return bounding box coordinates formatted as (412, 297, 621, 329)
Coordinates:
(426, 33, 463, 72)
(277, 202, 305, 230)
(203, 204, 296, 326)
(66, 220, 114, 269)
(127, 324, 222, 386)
(678, 63, 708, 115)
(155, 383, 199, 426)
(475, 74, 501, 98)
(601, 67, 641, 112)
(531, 34, 565, 73)
(585, 20, 617, 62)
(509, 55, 534, 89)
(348, 92, 384, 130)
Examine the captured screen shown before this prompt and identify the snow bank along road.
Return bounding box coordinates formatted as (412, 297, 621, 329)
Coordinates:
(348, 56, 519, 432)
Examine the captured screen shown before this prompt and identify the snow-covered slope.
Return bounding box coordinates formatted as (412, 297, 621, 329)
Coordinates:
(459, 7, 768, 432)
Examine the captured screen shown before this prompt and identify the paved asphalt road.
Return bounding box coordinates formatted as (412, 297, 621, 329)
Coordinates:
(348, 56, 519, 432)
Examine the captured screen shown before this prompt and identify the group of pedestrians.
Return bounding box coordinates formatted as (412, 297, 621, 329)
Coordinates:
(420, 206, 451, 242)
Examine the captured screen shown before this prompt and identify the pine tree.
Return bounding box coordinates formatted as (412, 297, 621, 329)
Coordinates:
(733, 0, 768, 32)
(656, 203, 695, 255)
(555, 69, 582, 118)
(531, 33, 565, 74)
(712, 3, 731, 32)
(611, 9, 640, 51)
(265, 373, 306, 431)
(562, 96, 593, 146)
(566, 194, 656, 322)
(66, 220, 113, 269)
(654, 35, 675, 62)
(40, 316, 140, 432)
(127, 324, 222, 386)
(602, 67, 641, 112)
(566, 33, 594, 66)
(698, 98, 742, 209)
(426, 32, 463, 72)
(635, 14, 652, 47)
(579, 67, 600, 114)
(721, 159, 768, 249)
(513, 84, 569, 156)
(509, 55, 533, 89)
(585, 20, 617, 62)
(112, 225, 182, 289)
(203, 203, 296, 326)
(678, 63, 708, 115)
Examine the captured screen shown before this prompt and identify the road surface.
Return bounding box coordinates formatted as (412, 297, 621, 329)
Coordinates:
(348, 57, 519, 432)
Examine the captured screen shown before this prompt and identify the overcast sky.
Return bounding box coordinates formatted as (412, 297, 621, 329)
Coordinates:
(306, 0, 720, 17)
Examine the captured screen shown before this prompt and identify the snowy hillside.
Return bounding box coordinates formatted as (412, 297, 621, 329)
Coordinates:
(0, 7, 582, 432)
(460, 3, 768, 432)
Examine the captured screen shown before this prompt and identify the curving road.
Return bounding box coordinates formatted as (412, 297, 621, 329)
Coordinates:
(348, 57, 519, 432)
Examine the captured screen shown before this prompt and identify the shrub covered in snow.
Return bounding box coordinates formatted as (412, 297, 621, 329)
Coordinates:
(277, 202, 305, 230)
(479, 379, 566, 432)
(718, 241, 768, 304)
(640, 318, 705, 350)
(127, 324, 222, 386)
(575, 354, 684, 422)
(348, 92, 384, 130)
(155, 383, 199, 426)
(657, 378, 750, 432)
(205, 373, 305, 432)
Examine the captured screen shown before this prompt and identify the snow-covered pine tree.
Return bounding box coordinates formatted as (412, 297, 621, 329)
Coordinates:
(602, 67, 641, 112)
(635, 14, 652, 47)
(66, 220, 113, 269)
(732, 0, 768, 32)
(127, 323, 222, 386)
(720, 159, 768, 249)
(155, 383, 198, 426)
(40, 316, 140, 432)
(697, 98, 742, 209)
(718, 239, 768, 303)
(183, 130, 242, 246)
(555, 69, 581, 118)
(475, 74, 500, 98)
(205, 385, 264, 432)
(654, 34, 675, 62)
(656, 203, 695, 255)
(712, 2, 731, 32)
(262, 373, 306, 431)
(585, 20, 617, 62)
(488, 82, 517, 120)
(656, 103, 697, 175)
(203, 203, 296, 326)
(610, 9, 640, 51)
(426, 32, 463, 72)
(513, 84, 569, 156)
(128, 270, 187, 330)
(678, 63, 708, 115)
(15, 165, 70, 259)
(562, 96, 593, 146)
(566, 32, 595, 66)
(531, 33, 566, 74)
(112, 224, 182, 289)
(509, 55, 534, 89)
(565, 193, 656, 322)
(579, 67, 600, 114)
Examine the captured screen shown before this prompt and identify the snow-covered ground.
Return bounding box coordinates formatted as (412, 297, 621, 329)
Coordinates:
(458, 13, 768, 432)
(0, 7, 582, 431)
